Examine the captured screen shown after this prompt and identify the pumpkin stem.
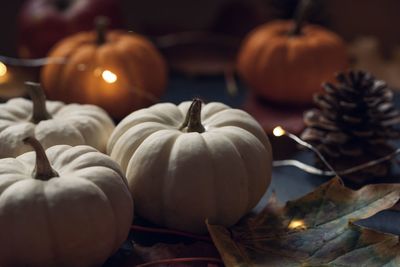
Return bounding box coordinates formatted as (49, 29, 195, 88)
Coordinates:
(25, 82, 52, 124)
(290, 0, 314, 36)
(23, 137, 59, 181)
(95, 16, 109, 45)
(179, 98, 205, 133)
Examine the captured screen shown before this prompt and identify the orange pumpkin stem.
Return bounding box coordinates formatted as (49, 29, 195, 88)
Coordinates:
(23, 137, 59, 181)
(95, 16, 109, 45)
(290, 0, 313, 36)
(179, 98, 205, 133)
(25, 82, 52, 124)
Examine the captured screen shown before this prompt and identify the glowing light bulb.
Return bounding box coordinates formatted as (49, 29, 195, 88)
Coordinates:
(0, 62, 7, 77)
(288, 220, 306, 230)
(273, 126, 286, 137)
(102, 70, 117, 84)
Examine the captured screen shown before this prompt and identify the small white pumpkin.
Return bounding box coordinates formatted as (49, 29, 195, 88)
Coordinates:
(0, 137, 133, 267)
(107, 99, 272, 234)
(0, 82, 115, 158)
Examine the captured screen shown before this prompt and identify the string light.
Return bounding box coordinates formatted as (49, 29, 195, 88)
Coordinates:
(274, 149, 400, 176)
(0, 55, 66, 67)
(272, 126, 400, 177)
(0, 62, 7, 77)
(273, 126, 338, 177)
(273, 159, 333, 176)
(102, 70, 117, 84)
(0, 55, 161, 101)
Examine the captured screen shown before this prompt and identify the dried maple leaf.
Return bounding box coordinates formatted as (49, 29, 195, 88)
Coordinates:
(207, 177, 400, 267)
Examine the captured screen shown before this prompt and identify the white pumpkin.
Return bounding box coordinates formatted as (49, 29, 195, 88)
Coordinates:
(0, 137, 133, 267)
(0, 82, 114, 158)
(107, 99, 272, 234)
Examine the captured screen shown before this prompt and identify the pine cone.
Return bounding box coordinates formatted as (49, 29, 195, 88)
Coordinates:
(301, 70, 400, 185)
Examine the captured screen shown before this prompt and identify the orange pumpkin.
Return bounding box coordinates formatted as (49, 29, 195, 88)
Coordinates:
(41, 18, 167, 119)
(237, 20, 348, 105)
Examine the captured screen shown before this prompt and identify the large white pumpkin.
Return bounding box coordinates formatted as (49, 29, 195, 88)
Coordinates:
(107, 99, 272, 233)
(0, 138, 133, 267)
(0, 82, 114, 158)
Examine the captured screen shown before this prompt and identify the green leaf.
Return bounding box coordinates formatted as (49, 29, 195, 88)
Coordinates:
(207, 177, 400, 267)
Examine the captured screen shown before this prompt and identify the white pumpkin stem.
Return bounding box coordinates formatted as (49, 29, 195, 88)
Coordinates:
(179, 98, 205, 133)
(23, 137, 59, 181)
(95, 16, 109, 45)
(25, 82, 52, 124)
(290, 0, 313, 36)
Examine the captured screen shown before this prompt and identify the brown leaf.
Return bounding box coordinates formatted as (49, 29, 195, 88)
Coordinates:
(207, 177, 400, 267)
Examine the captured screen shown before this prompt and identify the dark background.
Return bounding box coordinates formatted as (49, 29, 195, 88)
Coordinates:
(2, 0, 400, 57)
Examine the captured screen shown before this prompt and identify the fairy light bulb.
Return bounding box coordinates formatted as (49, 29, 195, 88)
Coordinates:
(0, 62, 7, 77)
(288, 219, 306, 230)
(273, 126, 286, 137)
(102, 70, 117, 84)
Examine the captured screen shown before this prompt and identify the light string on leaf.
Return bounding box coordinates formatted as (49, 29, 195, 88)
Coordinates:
(272, 126, 400, 177)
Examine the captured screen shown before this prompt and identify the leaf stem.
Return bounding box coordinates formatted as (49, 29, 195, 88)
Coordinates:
(23, 137, 59, 181)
